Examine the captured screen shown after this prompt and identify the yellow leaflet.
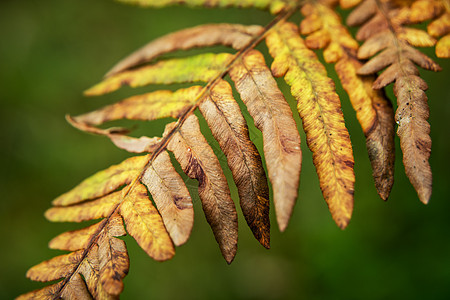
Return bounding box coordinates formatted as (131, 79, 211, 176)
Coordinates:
(116, 0, 288, 14)
(76, 86, 203, 125)
(85, 53, 232, 96)
(120, 183, 175, 261)
(53, 155, 149, 206)
(266, 21, 355, 229)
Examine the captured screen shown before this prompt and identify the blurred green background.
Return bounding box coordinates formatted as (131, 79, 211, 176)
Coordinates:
(1, 0, 450, 299)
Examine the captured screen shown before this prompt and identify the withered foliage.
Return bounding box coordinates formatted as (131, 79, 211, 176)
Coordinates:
(21, 0, 448, 298)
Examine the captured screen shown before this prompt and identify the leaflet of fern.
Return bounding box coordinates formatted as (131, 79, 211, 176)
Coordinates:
(141, 151, 194, 246)
(349, 0, 441, 203)
(199, 80, 270, 248)
(49, 221, 106, 252)
(120, 183, 176, 260)
(75, 87, 201, 125)
(23, 214, 129, 299)
(52, 155, 149, 206)
(266, 21, 355, 229)
(52, 156, 148, 206)
(165, 115, 239, 263)
(408, 0, 450, 58)
(394, 75, 432, 204)
(107, 24, 264, 77)
(300, 0, 395, 200)
(85, 53, 232, 96)
(116, 0, 288, 14)
(228, 49, 302, 232)
(336, 57, 395, 200)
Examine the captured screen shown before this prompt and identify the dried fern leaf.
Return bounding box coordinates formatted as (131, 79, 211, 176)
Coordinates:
(199, 79, 270, 247)
(266, 21, 355, 229)
(141, 151, 194, 246)
(165, 114, 239, 263)
(349, 0, 441, 203)
(229, 49, 302, 231)
(67, 115, 162, 153)
(25, 214, 130, 299)
(120, 183, 176, 260)
(116, 0, 289, 14)
(78, 79, 269, 247)
(300, 0, 395, 200)
(107, 24, 264, 77)
(394, 75, 432, 204)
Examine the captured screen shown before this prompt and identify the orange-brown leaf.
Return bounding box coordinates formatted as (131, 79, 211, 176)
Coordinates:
(199, 79, 270, 247)
(166, 114, 238, 263)
(141, 151, 194, 246)
(394, 75, 432, 204)
(17, 282, 65, 300)
(120, 183, 175, 261)
(98, 215, 129, 296)
(106, 24, 264, 76)
(229, 49, 302, 232)
(67, 116, 162, 153)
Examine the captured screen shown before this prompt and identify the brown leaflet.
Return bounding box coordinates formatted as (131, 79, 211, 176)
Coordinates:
(199, 79, 270, 248)
(67, 115, 162, 154)
(141, 150, 194, 246)
(26, 214, 130, 299)
(228, 49, 302, 232)
(60, 273, 93, 300)
(394, 75, 432, 204)
(78, 243, 116, 300)
(165, 114, 238, 263)
(17, 282, 66, 300)
(119, 183, 175, 261)
(98, 214, 129, 296)
(351, 0, 440, 204)
(336, 56, 395, 200)
(106, 24, 264, 77)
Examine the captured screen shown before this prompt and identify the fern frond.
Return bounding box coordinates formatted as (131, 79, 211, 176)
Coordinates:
(299, 0, 395, 200)
(347, 0, 442, 203)
(20, 0, 449, 298)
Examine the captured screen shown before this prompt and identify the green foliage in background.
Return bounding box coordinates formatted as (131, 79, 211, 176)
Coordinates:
(1, 0, 449, 299)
